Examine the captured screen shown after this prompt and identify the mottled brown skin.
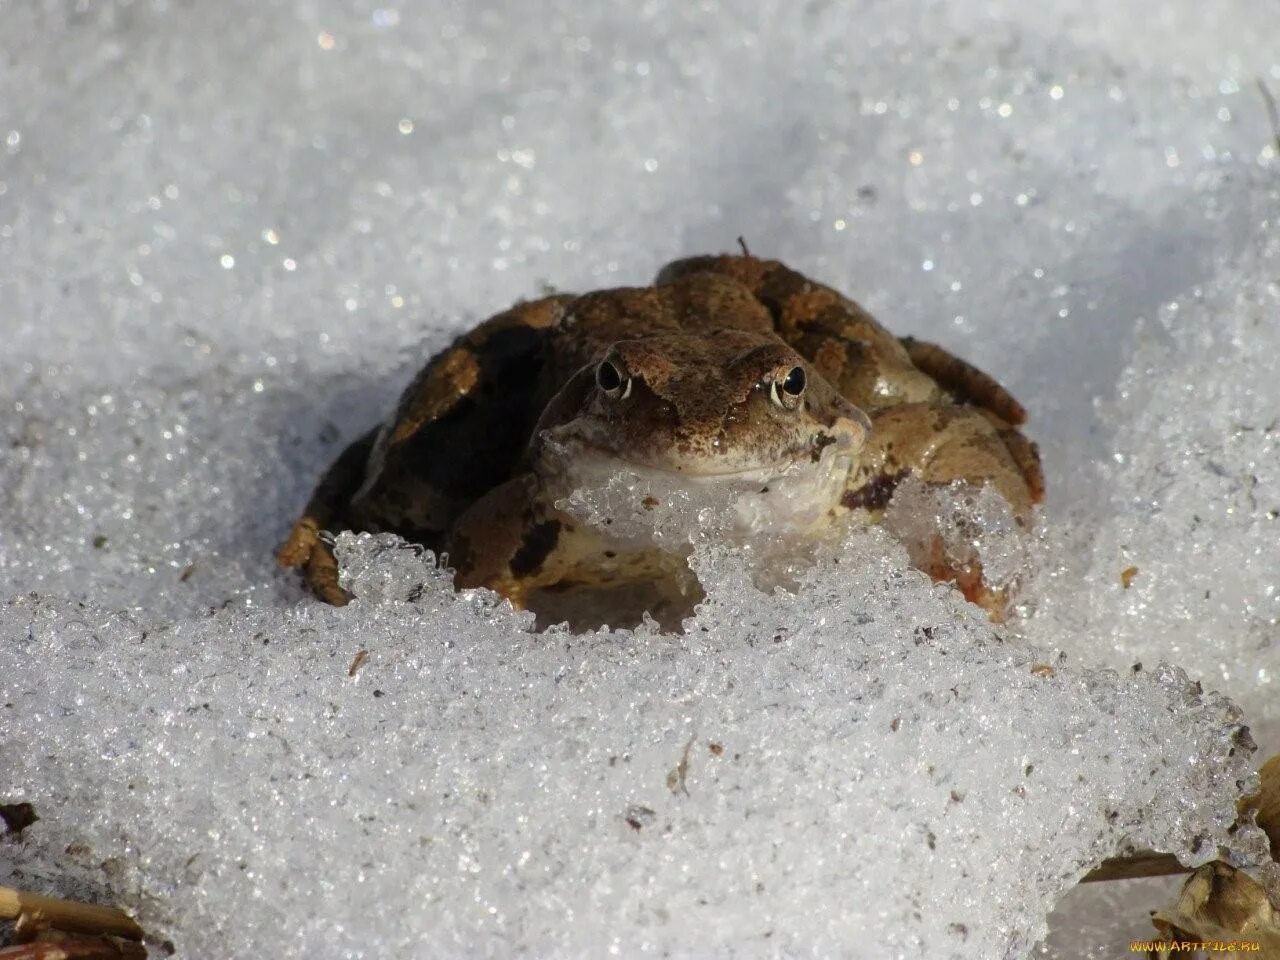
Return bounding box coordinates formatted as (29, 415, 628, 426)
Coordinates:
(278, 254, 1044, 623)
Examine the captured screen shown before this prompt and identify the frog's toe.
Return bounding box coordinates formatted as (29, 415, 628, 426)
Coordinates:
(304, 539, 352, 606)
(278, 516, 352, 605)
(277, 516, 321, 569)
(963, 579, 1012, 623)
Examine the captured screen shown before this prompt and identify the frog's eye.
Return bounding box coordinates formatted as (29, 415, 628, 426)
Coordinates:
(769, 366, 807, 408)
(782, 366, 806, 396)
(596, 360, 632, 399)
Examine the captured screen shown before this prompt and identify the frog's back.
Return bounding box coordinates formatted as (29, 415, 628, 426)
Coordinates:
(539, 271, 776, 384)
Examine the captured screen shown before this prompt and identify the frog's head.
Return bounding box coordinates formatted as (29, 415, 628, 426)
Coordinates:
(534, 329, 870, 486)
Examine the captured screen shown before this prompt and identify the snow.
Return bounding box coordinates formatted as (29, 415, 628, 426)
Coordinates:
(2, 1, 1278, 957)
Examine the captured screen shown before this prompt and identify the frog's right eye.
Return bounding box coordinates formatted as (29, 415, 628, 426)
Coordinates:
(596, 360, 632, 399)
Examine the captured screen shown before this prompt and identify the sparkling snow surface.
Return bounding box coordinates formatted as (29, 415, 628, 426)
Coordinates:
(2, 2, 1278, 958)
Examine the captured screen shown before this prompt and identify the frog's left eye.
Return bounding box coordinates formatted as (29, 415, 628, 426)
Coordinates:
(770, 365, 807, 408)
(596, 360, 632, 399)
(782, 366, 806, 396)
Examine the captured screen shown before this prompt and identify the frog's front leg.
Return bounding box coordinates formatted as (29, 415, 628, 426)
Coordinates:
(445, 474, 581, 608)
(843, 403, 1037, 619)
(446, 474, 702, 627)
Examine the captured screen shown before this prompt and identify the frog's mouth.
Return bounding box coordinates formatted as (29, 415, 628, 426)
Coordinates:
(539, 417, 864, 488)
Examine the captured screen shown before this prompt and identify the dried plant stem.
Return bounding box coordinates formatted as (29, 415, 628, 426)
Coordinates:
(1082, 851, 1189, 883)
(0, 888, 142, 941)
(0, 936, 148, 960)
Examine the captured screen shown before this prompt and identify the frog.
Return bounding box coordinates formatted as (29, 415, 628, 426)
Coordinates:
(277, 252, 1044, 628)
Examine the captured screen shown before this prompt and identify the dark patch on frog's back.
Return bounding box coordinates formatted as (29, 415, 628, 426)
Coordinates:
(387, 324, 550, 505)
(510, 519, 563, 577)
(841, 470, 910, 512)
(657, 255, 900, 357)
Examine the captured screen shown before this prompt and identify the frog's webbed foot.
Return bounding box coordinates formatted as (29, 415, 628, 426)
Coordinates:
(918, 533, 1013, 622)
(299, 529, 352, 607)
(279, 517, 351, 607)
(277, 427, 378, 605)
(845, 402, 1040, 619)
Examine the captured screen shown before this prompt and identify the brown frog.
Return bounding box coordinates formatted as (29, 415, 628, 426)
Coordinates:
(278, 253, 1044, 627)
